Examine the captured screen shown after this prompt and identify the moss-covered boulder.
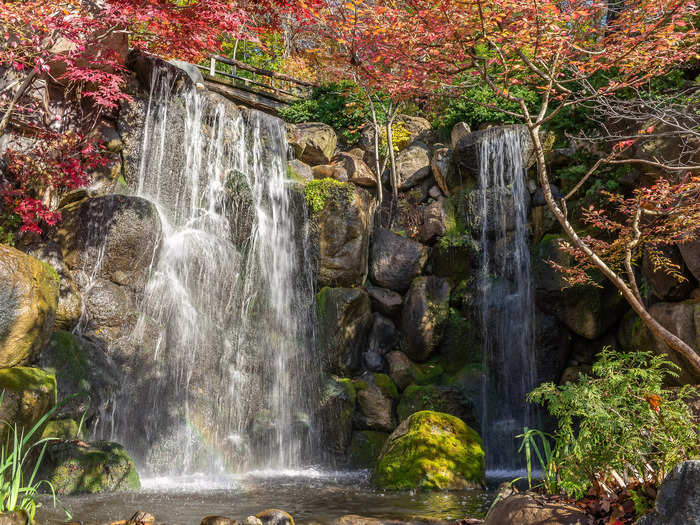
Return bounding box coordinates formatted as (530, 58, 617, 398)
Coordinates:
(0, 244, 59, 368)
(373, 410, 485, 490)
(316, 287, 373, 375)
(397, 385, 477, 430)
(318, 376, 357, 460)
(0, 367, 56, 443)
(349, 430, 389, 469)
(39, 440, 140, 495)
(41, 419, 82, 440)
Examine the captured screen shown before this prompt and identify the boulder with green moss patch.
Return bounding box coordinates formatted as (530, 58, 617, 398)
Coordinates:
(353, 372, 398, 432)
(0, 367, 56, 443)
(397, 385, 477, 430)
(373, 410, 485, 490)
(0, 244, 59, 368)
(41, 419, 82, 440)
(39, 440, 140, 495)
(318, 375, 357, 460)
(349, 430, 389, 469)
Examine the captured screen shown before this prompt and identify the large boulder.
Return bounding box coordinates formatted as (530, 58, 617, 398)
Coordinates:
(314, 184, 374, 287)
(396, 142, 432, 190)
(484, 493, 592, 525)
(419, 199, 447, 244)
(38, 440, 140, 495)
(288, 122, 338, 166)
(373, 411, 485, 490)
(317, 376, 357, 461)
(401, 277, 451, 361)
(369, 229, 428, 293)
(450, 123, 471, 150)
(334, 152, 377, 187)
(397, 384, 477, 430)
(431, 148, 459, 196)
(0, 245, 59, 368)
(0, 367, 56, 444)
(353, 372, 398, 432)
(534, 235, 626, 339)
(349, 430, 389, 469)
(637, 460, 700, 525)
(39, 330, 120, 421)
(316, 287, 373, 375)
(366, 286, 403, 319)
(385, 351, 416, 391)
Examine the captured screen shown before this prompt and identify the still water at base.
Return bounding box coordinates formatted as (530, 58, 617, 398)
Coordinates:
(36, 471, 494, 524)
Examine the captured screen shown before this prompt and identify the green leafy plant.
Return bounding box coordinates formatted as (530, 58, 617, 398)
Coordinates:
(516, 427, 561, 495)
(525, 348, 699, 499)
(1, 392, 70, 521)
(303, 178, 354, 214)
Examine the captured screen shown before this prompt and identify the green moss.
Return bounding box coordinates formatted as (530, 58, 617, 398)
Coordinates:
(438, 308, 481, 373)
(41, 419, 81, 440)
(373, 411, 485, 490)
(373, 373, 399, 399)
(0, 367, 57, 400)
(350, 431, 389, 469)
(414, 362, 444, 385)
(39, 260, 60, 284)
(397, 384, 462, 421)
(304, 178, 354, 214)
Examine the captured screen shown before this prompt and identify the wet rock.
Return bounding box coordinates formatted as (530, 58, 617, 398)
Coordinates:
(373, 410, 485, 490)
(288, 160, 313, 182)
(455, 124, 536, 176)
(201, 518, 239, 525)
(484, 493, 592, 525)
(396, 142, 432, 190)
(401, 277, 451, 362)
(19, 240, 82, 331)
(369, 229, 428, 293)
(54, 194, 162, 291)
(420, 199, 447, 243)
(40, 330, 119, 421)
(288, 122, 338, 166)
(316, 287, 373, 375)
(0, 244, 59, 368)
(385, 351, 415, 391)
(534, 235, 626, 339)
(642, 246, 694, 301)
(366, 286, 403, 319)
(451, 122, 471, 150)
(637, 460, 700, 525)
(41, 419, 83, 441)
(0, 367, 56, 444)
(315, 185, 374, 288)
(335, 152, 377, 187)
(349, 431, 390, 469)
(367, 314, 397, 356)
(312, 164, 348, 182)
(318, 376, 356, 460)
(397, 384, 477, 429)
(353, 372, 398, 432)
(255, 509, 294, 525)
(38, 440, 140, 495)
(679, 239, 700, 282)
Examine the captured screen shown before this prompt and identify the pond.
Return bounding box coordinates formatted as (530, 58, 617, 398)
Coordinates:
(36, 470, 495, 524)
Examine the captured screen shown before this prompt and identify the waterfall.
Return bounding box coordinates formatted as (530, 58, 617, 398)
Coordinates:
(100, 66, 318, 477)
(477, 126, 536, 474)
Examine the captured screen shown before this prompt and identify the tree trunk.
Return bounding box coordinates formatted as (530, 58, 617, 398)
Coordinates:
(527, 124, 700, 379)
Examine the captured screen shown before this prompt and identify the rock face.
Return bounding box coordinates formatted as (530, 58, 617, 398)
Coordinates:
(0, 244, 59, 368)
(335, 152, 377, 187)
(396, 142, 432, 190)
(642, 246, 694, 301)
(349, 430, 389, 469)
(679, 239, 700, 282)
(401, 277, 451, 361)
(353, 372, 398, 432)
(647, 301, 700, 384)
(366, 287, 403, 319)
(318, 376, 356, 460)
(484, 493, 593, 525)
(397, 384, 476, 429)
(316, 186, 374, 287)
(431, 148, 457, 196)
(0, 367, 56, 443)
(369, 229, 428, 293)
(637, 460, 700, 525)
(454, 124, 536, 175)
(385, 351, 415, 391)
(420, 199, 447, 243)
(373, 410, 485, 490)
(288, 122, 338, 166)
(364, 314, 396, 371)
(288, 159, 313, 182)
(39, 440, 140, 495)
(316, 288, 373, 375)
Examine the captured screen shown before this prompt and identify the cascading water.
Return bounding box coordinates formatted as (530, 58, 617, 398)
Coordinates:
(97, 66, 318, 477)
(477, 126, 536, 474)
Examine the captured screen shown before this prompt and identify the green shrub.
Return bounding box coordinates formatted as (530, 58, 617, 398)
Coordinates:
(523, 348, 699, 499)
(279, 82, 373, 145)
(303, 178, 354, 214)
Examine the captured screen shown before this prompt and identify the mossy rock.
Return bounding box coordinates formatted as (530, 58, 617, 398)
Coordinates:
(41, 419, 82, 441)
(0, 367, 56, 444)
(373, 410, 485, 490)
(0, 244, 59, 368)
(349, 430, 389, 469)
(318, 375, 357, 460)
(39, 440, 140, 495)
(397, 384, 476, 429)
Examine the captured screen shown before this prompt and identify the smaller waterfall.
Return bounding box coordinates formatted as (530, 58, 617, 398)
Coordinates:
(99, 65, 318, 477)
(477, 126, 536, 474)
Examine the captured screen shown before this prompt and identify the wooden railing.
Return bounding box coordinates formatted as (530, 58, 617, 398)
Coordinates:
(197, 55, 317, 104)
